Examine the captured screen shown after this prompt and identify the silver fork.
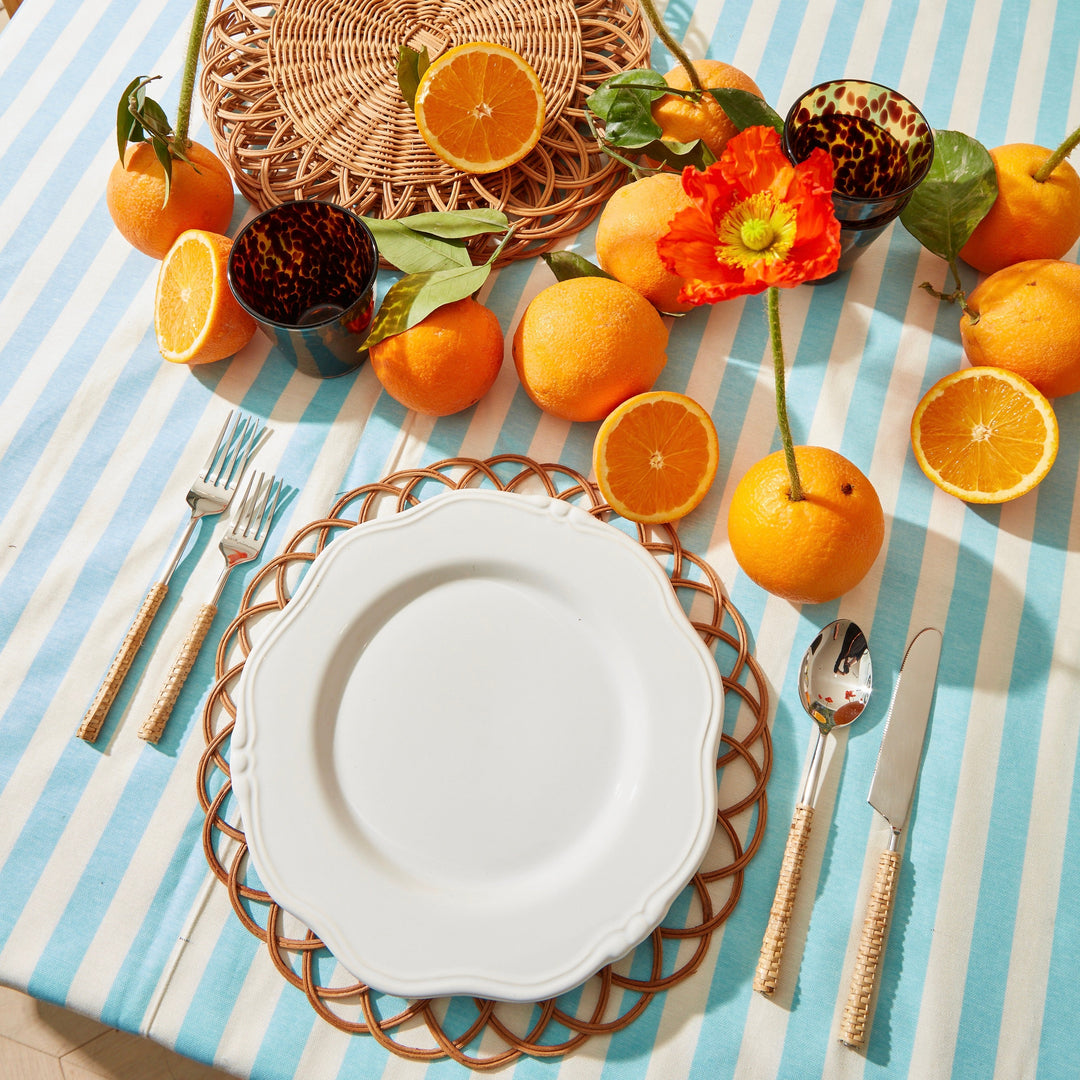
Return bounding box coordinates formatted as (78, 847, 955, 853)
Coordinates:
(78, 410, 269, 742)
(139, 471, 283, 744)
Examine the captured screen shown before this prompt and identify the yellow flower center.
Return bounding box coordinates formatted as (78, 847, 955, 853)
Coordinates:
(717, 192, 797, 268)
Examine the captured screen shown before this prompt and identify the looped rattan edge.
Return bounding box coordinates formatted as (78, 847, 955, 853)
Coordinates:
(198, 0, 651, 263)
(197, 454, 771, 1068)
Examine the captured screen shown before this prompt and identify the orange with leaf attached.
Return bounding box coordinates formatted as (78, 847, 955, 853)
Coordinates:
(107, 141, 235, 260)
(650, 60, 764, 160)
(960, 143, 1080, 274)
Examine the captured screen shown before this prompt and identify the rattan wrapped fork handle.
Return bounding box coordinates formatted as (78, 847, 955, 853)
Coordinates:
(753, 802, 814, 994)
(139, 602, 218, 743)
(839, 848, 901, 1047)
(78, 582, 169, 742)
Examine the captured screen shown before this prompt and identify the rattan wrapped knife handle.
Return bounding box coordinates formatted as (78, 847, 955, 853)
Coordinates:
(139, 602, 217, 743)
(753, 802, 814, 994)
(78, 582, 169, 742)
(840, 848, 901, 1047)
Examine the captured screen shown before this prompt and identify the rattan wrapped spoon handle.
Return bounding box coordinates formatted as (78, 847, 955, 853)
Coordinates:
(78, 582, 169, 743)
(840, 847, 901, 1047)
(754, 802, 814, 994)
(139, 602, 217, 743)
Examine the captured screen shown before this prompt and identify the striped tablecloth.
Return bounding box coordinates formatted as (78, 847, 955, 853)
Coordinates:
(2, 0, 1078, 1076)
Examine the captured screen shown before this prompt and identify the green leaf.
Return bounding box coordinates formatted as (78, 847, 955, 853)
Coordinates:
(364, 218, 472, 273)
(586, 69, 669, 148)
(707, 88, 785, 135)
(635, 137, 715, 170)
(364, 262, 494, 349)
(395, 208, 509, 238)
(541, 251, 613, 282)
(116, 76, 145, 162)
(397, 45, 430, 110)
(151, 137, 173, 204)
(899, 130, 997, 260)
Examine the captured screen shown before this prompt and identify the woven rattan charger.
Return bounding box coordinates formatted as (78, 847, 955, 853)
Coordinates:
(199, 0, 651, 263)
(197, 455, 772, 1068)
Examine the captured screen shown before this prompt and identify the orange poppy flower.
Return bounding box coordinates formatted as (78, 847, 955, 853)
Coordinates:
(657, 125, 841, 303)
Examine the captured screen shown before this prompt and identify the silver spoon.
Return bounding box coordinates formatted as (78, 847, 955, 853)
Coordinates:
(753, 618, 872, 995)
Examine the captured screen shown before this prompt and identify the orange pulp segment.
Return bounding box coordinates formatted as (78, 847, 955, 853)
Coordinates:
(155, 230, 255, 365)
(413, 42, 545, 173)
(593, 391, 720, 524)
(910, 366, 1058, 503)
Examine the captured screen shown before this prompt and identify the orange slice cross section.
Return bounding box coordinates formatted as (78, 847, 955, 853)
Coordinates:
(155, 230, 255, 365)
(910, 366, 1059, 503)
(413, 42, 546, 174)
(593, 391, 720, 524)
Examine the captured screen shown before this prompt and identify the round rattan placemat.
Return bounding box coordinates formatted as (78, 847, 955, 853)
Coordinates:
(197, 455, 772, 1069)
(199, 0, 651, 262)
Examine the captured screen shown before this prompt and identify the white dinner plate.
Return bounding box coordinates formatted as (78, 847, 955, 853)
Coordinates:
(232, 489, 723, 1002)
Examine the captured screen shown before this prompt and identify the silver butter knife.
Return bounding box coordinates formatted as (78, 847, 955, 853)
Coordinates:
(839, 626, 943, 1048)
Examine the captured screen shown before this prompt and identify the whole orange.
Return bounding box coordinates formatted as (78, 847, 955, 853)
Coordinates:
(368, 298, 504, 416)
(512, 276, 668, 422)
(107, 141, 235, 259)
(595, 174, 695, 314)
(959, 143, 1080, 274)
(650, 60, 764, 160)
(727, 446, 884, 605)
(959, 259, 1080, 398)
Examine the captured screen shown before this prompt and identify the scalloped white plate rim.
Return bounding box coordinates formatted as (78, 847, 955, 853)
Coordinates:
(232, 489, 723, 1002)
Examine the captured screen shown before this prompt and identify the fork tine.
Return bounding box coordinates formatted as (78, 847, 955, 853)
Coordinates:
(256, 477, 282, 541)
(210, 416, 252, 487)
(233, 423, 272, 487)
(232, 469, 260, 534)
(200, 409, 237, 479)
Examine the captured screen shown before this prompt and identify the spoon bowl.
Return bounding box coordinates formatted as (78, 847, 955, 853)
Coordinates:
(754, 618, 872, 995)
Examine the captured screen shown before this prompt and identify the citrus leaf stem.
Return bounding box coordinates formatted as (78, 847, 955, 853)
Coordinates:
(174, 0, 210, 149)
(637, 0, 703, 93)
(768, 286, 803, 502)
(917, 257, 978, 321)
(1033, 120, 1080, 183)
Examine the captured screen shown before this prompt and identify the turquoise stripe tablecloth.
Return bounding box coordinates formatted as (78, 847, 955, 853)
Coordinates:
(2, 0, 1079, 1076)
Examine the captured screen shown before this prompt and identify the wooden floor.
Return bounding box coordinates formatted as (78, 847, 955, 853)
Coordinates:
(0, 986, 240, 1080)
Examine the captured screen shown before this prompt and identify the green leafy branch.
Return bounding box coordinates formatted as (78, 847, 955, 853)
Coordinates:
(114, 0, 211, 202)
(361, 209, 515, 349)
(898, 130, 997, 321)
(585, 73, 782, 175)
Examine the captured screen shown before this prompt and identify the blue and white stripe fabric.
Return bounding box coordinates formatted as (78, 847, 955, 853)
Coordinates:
(2, 0, 1079, 1075)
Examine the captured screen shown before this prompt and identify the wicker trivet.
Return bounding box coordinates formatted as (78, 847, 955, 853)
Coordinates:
(199, 0, 651, 263)
(197, 455, 772, 1069)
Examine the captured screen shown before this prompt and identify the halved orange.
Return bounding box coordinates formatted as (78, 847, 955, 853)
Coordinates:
(593, 391, 720, 524)
(155, 229, 256, 365)
(413, 42, 545, 174)
(910, 366, 1059, 503)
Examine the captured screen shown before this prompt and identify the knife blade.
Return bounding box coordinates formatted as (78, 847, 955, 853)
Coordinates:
(839, 626, 942, 1048)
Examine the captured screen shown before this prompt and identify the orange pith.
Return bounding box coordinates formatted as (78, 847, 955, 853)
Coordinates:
(593, 391, 719, 524)
(155, 230, 256, 365)
(910, 366, 1059, 503)
(414, 42, 545, 173)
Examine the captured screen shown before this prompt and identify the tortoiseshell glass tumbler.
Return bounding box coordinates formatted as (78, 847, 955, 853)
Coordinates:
(783, 80, 935, 280)
(228, 200, 378, 377)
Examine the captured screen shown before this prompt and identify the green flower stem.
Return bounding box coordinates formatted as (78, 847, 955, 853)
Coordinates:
(174, 0, 211, 149)
(767, 286, 804, 502)
(1033, 120, 1080, 183)
(637, 0, 703, 93)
